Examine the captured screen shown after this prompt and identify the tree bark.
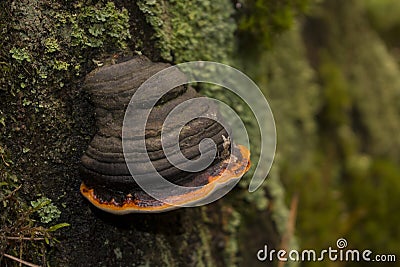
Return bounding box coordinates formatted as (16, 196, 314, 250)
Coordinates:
(0, 1, 283, 266)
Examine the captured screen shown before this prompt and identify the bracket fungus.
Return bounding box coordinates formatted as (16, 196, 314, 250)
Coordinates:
(80, 56, 250, 214)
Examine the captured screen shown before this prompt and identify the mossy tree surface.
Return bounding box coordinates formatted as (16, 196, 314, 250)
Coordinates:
(0, 0, 285, 266)
(291, 1, 400, 266)
(237, 1, 400, 266)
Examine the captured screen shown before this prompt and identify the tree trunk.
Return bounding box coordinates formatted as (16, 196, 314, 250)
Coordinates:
(0, 1, 286, 266)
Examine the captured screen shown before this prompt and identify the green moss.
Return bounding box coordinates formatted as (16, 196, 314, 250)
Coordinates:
(233, 20, 321, 266)
(155, 236, 175, 266)
(221, 207, 241, 266)
(137, 0, 235, 63)
(290, 2, 400, 265)
(196, 223, 213, 267)
(311, 2, 400, 259)
(0, 1, 131, 193)
(318, 51, 351, 128)
(236, 0, 312, 55)
(52, 59, 70, 71)
(0, 145, 69, 266)
(44, 37, 60, 53)
(3, 1, 130, 94)
(345, 159, 400, 254)
(9, 47, 32, 62)
(364, 0, 400, 51)
(30, 196, 61, 224)
(0, 1, 130, 265)
(61, 2, 131, 49)
(314, 0, 400, 159)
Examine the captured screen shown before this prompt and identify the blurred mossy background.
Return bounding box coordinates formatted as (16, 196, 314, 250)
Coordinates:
(1, 0, 400, 266)
(237, 0, 400, 266)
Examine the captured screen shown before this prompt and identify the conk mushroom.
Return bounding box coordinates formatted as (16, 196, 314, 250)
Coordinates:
(80, 55, 250, 214)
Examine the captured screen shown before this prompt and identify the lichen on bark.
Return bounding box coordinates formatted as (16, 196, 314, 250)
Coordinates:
(136, 0, 236, 63)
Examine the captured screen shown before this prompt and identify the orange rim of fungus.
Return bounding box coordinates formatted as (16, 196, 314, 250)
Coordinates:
(80, 145, 251, 214)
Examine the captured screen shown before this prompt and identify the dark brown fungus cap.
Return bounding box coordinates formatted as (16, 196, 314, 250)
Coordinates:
(80, 56, 251, 214)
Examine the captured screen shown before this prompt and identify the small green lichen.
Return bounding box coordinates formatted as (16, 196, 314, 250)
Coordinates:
(9, 47, 31, 62)
(154, 235, 175, 266)
(0, 109, 5, 128)
(2, 1, 131, 96)
(113, 247, 123, 260)
(52, 59, 70, 71)
(243, 187, 269, 210)
(196, 222, 214, 267)
(44, 37, 60, 53)
(221, 207, 241, 266)
(61, 2, 131, 50)
(137, 0, 235, 63)
(0, 145, 69, 266)
(30, 196, 61, 224)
